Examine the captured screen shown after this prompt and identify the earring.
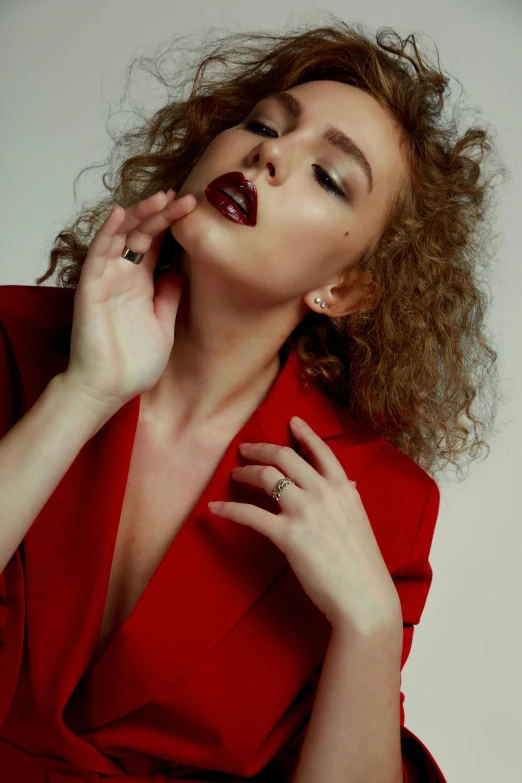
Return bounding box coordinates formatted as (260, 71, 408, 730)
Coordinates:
(314, 297, 327, 310)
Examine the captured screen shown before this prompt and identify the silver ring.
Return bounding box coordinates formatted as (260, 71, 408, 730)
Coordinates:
(121, 246, 144, 264)
(271, 477, 295, 502)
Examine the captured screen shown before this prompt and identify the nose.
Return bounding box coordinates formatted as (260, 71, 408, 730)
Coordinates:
(249, 140, 286, 183)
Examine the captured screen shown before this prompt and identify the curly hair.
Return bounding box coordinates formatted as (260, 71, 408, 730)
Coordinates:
(35, 13, 509, 481)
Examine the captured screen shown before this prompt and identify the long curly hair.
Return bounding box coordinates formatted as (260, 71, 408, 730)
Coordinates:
(35, 14, 509, 481)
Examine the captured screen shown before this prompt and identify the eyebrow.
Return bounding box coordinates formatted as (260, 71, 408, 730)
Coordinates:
(263, 90, 374, 194)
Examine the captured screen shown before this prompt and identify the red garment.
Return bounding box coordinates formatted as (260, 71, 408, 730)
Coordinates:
(0, 284, 447, 782)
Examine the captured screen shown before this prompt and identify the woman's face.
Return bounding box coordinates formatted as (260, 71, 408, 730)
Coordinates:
(170, 79, 407, 315)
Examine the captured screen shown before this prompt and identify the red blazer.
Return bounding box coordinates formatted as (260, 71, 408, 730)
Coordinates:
(0, 284, 447, 783)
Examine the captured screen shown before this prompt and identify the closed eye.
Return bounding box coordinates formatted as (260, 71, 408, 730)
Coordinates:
(243, 120, 347, 201)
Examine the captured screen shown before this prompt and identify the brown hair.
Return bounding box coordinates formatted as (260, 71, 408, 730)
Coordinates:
(35, 14, 509, 481)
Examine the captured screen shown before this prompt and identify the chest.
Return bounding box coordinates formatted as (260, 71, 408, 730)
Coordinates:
(91, 428, 232, 666)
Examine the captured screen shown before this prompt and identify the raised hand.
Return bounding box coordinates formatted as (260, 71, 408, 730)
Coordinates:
(63, 188, 196, 411)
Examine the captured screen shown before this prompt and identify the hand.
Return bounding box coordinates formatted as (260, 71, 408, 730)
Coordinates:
(208, 416, 402, 634)
(63, 188, 196, 411)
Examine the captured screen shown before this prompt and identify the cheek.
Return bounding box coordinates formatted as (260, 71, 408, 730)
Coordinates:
(255, 207, 343, 281)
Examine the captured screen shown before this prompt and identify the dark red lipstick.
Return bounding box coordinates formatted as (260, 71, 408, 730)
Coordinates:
(205, 171, 257, 227)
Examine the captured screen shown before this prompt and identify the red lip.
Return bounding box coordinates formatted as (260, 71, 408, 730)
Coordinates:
(205, 171, 257, 226)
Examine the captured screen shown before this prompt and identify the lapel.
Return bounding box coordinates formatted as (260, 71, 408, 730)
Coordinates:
(2, 285, 387, 736)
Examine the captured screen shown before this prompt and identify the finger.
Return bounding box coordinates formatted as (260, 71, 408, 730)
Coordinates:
(232, 464, 294, 495)
(117, 190, 172, 235)
(85, 191, 171, 270)
(120, 193, 196, 259)
(239, 442, 322, 491)
(289, 417, 348, 482)
(208, 500, 281, 542)
(128, 190, 177, 266)
(232, 465, 301, 511)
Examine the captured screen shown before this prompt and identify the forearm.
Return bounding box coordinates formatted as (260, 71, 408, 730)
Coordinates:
(290, 617, 404, 783)
(0, 372, 119, 573)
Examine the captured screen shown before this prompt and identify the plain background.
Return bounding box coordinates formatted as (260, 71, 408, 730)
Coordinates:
(1, 1, 520, 780)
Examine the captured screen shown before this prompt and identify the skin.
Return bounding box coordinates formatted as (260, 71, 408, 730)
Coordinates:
(139, 80, 407, 442)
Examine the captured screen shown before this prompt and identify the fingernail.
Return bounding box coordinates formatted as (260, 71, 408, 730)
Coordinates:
(291, 416, 305, 426)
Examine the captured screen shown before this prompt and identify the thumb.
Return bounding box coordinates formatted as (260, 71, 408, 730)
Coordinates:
(152, 272, 183, 338)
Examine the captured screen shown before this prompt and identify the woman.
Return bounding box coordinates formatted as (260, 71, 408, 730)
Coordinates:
(0, 17, 506, 783)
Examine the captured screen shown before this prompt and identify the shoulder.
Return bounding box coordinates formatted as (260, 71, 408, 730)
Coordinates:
(333, 399, 435, 499)
(0, 284, 74, 359)
(0, 284, 74, 334)
(330, 402, 439, 570)
(0, 285, 75, 420)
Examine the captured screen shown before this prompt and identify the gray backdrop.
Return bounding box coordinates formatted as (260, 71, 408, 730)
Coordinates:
(1, 1, 520, 780)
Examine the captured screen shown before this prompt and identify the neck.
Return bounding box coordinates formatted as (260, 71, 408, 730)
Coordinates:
(138, 269, 306, 440)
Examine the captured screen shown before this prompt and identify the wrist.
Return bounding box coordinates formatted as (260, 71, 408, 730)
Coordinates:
(50, 372, 122, 431)
(331, 601, 403, 643)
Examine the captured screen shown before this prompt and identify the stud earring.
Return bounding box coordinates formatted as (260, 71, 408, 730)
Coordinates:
(314, 297, 327, 309)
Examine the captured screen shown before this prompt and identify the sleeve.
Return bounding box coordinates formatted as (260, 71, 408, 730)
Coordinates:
(395, 478, 447, 783)
(264, 479, 447, 783)
(0, 316, 26, 728)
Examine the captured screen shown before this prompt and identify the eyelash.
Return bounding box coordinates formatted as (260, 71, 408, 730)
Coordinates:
(243, 121, 347, 201)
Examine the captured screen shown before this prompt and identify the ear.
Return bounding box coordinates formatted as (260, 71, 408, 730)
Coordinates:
(318, 268, 376, 318)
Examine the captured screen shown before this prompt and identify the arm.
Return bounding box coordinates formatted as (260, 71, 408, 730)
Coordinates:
(290, 617, 404, 783)
(274, 479, 447, 783)
(0, 369, 119, 574)
(0, 316, 120, 728)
